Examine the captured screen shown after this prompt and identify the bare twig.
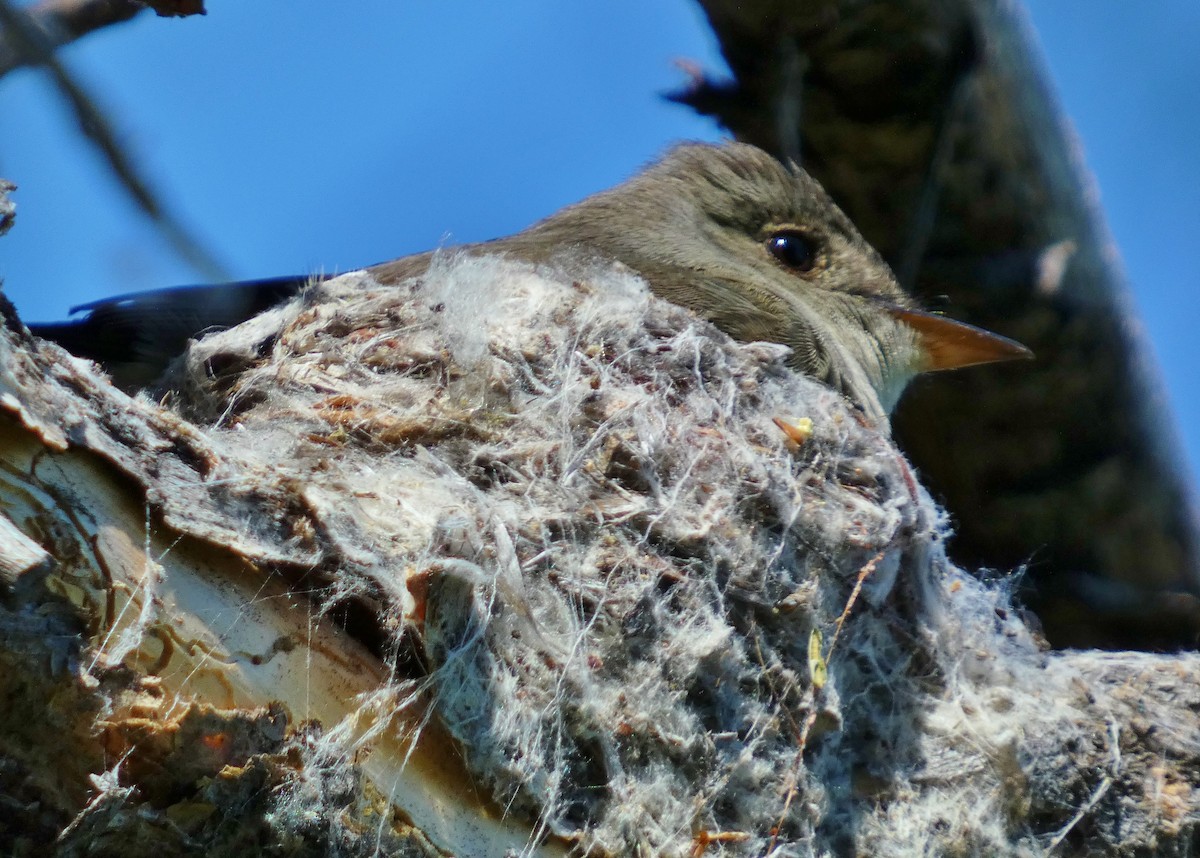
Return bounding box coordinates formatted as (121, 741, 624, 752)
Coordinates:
(774, 37, 806, 167)
(0, 0, 226, 280)
(0, 0, 137, 78)
(893, 66, 975, 291)
(0, 0, 204, 79)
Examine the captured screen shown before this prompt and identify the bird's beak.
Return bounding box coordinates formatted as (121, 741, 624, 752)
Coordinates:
(887, 306, 1033, 372)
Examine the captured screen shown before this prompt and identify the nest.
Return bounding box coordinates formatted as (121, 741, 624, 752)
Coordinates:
(150, 254, 1123, 856)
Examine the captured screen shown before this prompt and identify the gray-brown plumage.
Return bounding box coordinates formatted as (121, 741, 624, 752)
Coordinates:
(31, 142, 1029, 420)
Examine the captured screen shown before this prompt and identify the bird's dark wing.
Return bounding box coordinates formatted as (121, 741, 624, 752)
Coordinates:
(28, 275, 318, 388)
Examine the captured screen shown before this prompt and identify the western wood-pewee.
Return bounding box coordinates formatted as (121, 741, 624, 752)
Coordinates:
(30, 142, 1029, 421)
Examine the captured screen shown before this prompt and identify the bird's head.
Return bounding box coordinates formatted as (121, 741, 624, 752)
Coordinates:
(521, 142, 1031, 423)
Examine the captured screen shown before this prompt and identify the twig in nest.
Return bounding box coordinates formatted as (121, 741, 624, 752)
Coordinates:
(767, 550, 886, 852)
(826, 550, 886, 659)
(1044, 719, 1121, 851)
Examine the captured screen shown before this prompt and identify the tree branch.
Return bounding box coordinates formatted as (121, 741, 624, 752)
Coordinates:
(675, 0, 1200, 649)
(0, 0, 204, 79)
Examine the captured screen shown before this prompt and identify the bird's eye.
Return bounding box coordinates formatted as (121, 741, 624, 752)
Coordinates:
(766, 230, 819, 273)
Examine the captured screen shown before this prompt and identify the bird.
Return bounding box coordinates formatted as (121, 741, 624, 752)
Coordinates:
(27, 142, 1030, 421)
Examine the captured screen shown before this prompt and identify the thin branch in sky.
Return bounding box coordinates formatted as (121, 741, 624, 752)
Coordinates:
(0, 0, 204, 80)
(0, 0, 227, 281)
(0, 0, 139, 78)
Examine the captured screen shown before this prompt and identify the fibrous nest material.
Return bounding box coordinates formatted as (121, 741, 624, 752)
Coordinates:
(112, 254, 1197, 855)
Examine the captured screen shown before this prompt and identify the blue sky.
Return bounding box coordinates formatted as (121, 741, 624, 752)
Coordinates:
(0, 2, 1196, 485)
